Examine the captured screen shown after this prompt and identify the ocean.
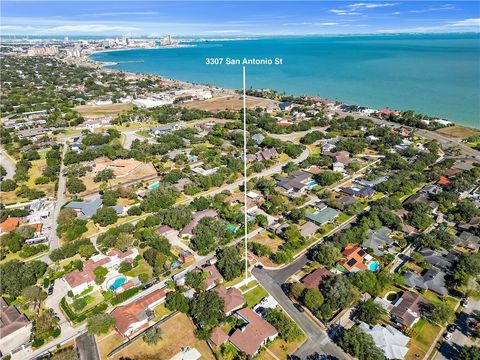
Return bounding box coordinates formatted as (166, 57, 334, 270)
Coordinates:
(91, 33, 480, 128)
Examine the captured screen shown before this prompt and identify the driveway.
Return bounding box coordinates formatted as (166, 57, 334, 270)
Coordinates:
(435, 298, 480, 360)
(45, 279, 69, 326)
(76, 333, 100, 360)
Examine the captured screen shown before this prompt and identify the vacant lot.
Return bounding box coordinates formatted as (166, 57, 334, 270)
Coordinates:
(436, 125, 480, 139)
(75, 103, 133, 117)
(111, 313, 214, 360)
(182, 95, 276, 112)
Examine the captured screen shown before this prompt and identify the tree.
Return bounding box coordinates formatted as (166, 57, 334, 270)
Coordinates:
(35, 309, 60, 340)
(314, 171, 343, 186)
(93, 266, 108, 285)
(92, 207, 118, 227)
(0, 179, 17, 192)
(264, 308, 303, 342)
(66, 177, 86, 195)
(190, 291, 226, 329)
(0, 260, 47, 298)
(52, 349, 79, 360)
(94, 169, 114, 183)
(302, 288, 324, 312)
(312, 244, 341, 268)
(321, 275, 357, 311)
(458, 346, 480, 360)
(77, 244, 97, 258)
(356, 299, 386, 325)
(140, 185, 180, 212)
(338, 327, 385, 360)
(289, 282, 305, 301)
(22, 285, 47, 303)
(185, 271, 207, 290)
(165, 290, 190, 313)
(57, 208, 77, 225)
(216, 246, 244, 281)
(87, 313, 116, 335)
(427, 302, 455, 325)
(143, 327, 162, 345)
(102, 190, 119, 206)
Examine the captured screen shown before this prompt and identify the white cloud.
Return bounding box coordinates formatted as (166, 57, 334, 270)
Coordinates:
(318, 22, 340, 26)
(348, 3, 399, 9)
(40, 24, 141, 34)
(410, 4, 456, 13)
(449, 18, 480, 27)
(329, 9, 362, 16)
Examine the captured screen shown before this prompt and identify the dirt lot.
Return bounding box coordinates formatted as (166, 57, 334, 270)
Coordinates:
(249, 231, 283, 267)
(75, 103, 133, 117)
(436, 125, 480, 139)
(182, 95, 276, 112)
(111, 313, 214, 360)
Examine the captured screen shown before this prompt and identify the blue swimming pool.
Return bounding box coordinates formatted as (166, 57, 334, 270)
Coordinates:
(369, 261, 379, 271)
(108, 277, 127, 291)
(149, 181, 159, 189)
(307, 181, 318, 187)
(188, 156, 198, 162)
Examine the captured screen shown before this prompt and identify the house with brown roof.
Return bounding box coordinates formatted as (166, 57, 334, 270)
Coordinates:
(213, 286, 245, 315)
(210, 327, 229, 347)
(0, 298, 32, 355)
(390, 291, 426, 329)
(179, 209, 218, 239)
(301, 267, 333, 289)
(229, 308, 278, 356)
(202, 265, 224, 290)
(111, 288, 166, 337)
(0, 217, 19, 235)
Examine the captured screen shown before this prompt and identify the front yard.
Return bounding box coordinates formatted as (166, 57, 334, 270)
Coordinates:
(405, 318, 441, 360)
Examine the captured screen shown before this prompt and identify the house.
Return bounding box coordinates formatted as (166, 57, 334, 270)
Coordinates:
(111, 288, 166, 337)
(338, 244, 378, 273)
(64, 248, 138, 295)
(421, 185, 442, 196)
(390, 291, 426, 329)
(278, 102, 293, 111)
(210, 327, 229, 347)
(191, 166, 219, 176)
(305, 206, 339, 226)
(174, 178, 192, 192)
(202, 265, 224, 290)
(358, 322, 410, 360)
(180, 209, 218, 238)
(65, 197, 123, 220)
(420, 249, 461, 272)
(363, 227, 395, 256)
(156, 225, 174, 236)
(338, 196, 356, 211)
(437, 176, 450, 186)
(403, 268, 448, 296)
(0, 217, 19, 235)
(354, 176, 389, 188)
(332, 162, 345, 172)
(301, 268, 333, 289)
(403, 193, 439, 213)
(267, 222, 289, 237)
(0, 298, 33, 356)
(277, 170, 312, 194)
(179, 251, 195, 264)
(458, 217, 480, 231)
(226, 192, 262, 215)
(340, 185, 375, 199)
(16, 128, 48, 139)
(149, 123, 182, 136)
(299, 221, 319, 238)
(229, 308, 278, 356)
(454, 231, 480, 251)
(247, 148, 279, 163)
(213, 285, 245, 315)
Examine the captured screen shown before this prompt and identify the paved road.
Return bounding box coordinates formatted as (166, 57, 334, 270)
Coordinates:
(253, 267, 348, 359)
(76, 333, 100, 360)
(0, 148, 15, 180)
(435, 299, 480, 360)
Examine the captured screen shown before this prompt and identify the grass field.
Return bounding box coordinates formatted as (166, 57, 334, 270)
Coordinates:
(435, 125, 480, 139)
(74, 103, 133, 117)
(124, 259, 153, 278)
(244, 285, 268, 308)
(111, 313, 214, 360)
(405, 318, 441, 360)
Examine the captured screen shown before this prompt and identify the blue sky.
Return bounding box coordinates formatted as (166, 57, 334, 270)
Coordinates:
(1, 1, 479, 36)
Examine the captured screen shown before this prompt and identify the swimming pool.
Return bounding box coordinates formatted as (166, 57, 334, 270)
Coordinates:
(188, 156, 198, 162)
(306, 180, 318, 187)
(108, 276, 127, 291)
(149, 181, 159, 189)
(369, 261, 379, 271)
(228, 225, 237, 232)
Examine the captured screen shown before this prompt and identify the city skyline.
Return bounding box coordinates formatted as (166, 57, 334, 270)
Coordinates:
(1, 1, 479, 36)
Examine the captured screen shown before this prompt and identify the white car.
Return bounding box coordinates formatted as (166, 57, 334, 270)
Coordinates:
(444, 332, 453, 341)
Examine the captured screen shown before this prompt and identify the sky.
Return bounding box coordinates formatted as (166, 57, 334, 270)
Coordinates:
(1, 1, 479, 36)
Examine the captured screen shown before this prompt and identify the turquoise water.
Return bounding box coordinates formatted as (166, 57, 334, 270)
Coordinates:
(149, 181, 159, 189)
(108, 277, 127, 291)
(307, 180, 318, 187)
(92, 34, 480, 128)
(369, 261, 380, 271)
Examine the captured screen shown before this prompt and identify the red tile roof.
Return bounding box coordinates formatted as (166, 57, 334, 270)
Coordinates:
(340, 244, 368, 272)
(437, 176, 450, 186)
(210, 327, 229, 347)
(0, 217, 19, 233)
(229, 308, 278, 356)
(213, 286, 245, 314)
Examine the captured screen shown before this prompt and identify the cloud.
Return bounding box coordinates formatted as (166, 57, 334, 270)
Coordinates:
(80, 11, 160, 17)
(330, 9, 362, 16)
(449, 18, 480, 27)
(409, 4, 456, 13)
(348, 3, 399, 9)
(318, 22, 340, 26)
(41, 24, 141, 34)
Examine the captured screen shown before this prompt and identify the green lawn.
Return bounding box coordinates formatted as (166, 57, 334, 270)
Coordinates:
(154, 303, 172, 320)
(240, 280, 258, 292)
(405, 318, 441, 360)
(421, 290, 459, 309)
(243, 286, 268, 308)
(124, 259, 153, 278)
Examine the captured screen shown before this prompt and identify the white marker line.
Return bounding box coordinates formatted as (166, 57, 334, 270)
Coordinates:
(243, 65, 248, 281)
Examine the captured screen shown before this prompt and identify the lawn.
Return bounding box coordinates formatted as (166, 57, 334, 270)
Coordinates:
(124, 259, 153, 278)
(405, 318, 441, 360)
(111, 313, 214, 360)
(435, 125, 480, 139)
(240, 280, 258, 292)
(224, 272, 251, 287)
(262, 333, 306, 360)
(420, 290, 459, 309)
(97, 331, 124, 360)
(153, 303, 172, 320)
(250, 231, 283, 253)
(243, 285, 268, 308)
(74, 103, 133, 117)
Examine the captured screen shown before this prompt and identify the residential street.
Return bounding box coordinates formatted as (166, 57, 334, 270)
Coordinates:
(0, 147, 15, 180)
(434, 299, 480, 360)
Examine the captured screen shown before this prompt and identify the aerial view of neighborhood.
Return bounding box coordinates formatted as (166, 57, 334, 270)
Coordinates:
(0, 1, 479, 360)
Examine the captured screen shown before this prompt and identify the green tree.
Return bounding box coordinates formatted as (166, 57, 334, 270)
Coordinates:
(428, 302, 455, 325)
(302, 288, 324, 311)
(289, 282, 305, 301)
(94, 169, 115, 183)
(458, 346, 480, 360)
(143, 327, 162, 345)
(216, 246, 244, 281)
(87, 313, 116, 335)
(165, 290, 190, 313)
(312, 243, 341, 268)
(190, 291, 226, 329)
(356, 299, 386, 325)
(92, 207, 118, 227)
(338, 327, 385, 360)
(264, 308, 303, 342)
(66, 177, 86, 195)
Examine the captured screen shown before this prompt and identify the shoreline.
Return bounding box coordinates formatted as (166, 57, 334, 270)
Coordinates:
(87, 49, 480, 133)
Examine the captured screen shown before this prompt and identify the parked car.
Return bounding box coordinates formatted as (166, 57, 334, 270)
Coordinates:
(447, 324, 456, 333)
(294, 303, 305, 312)
(255, 264, 264, 269)
(444, 332, 453, 340)
(48, 283, 54, 295)
(461, 299, 469, 308)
